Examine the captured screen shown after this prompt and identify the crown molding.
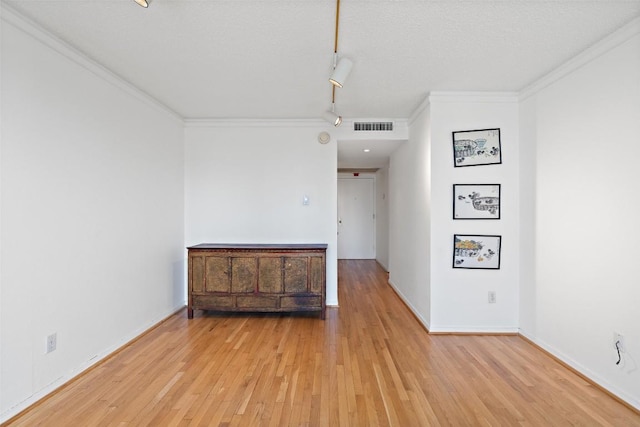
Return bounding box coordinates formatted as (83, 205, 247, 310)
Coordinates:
(408, 92, 518, 126)
(184, 117, 409, 130)
(183, 118, 326, 128)
(408, 95, 430, 126)
(0, 1, 183, 124)
(519, 16, 640, 101)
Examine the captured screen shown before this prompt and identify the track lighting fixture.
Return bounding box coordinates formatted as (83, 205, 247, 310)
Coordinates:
(329, 56, 353, 88)
(319, 0, 349, 125)
(323, 104, 343, 127)
(134, 0, 152, 8)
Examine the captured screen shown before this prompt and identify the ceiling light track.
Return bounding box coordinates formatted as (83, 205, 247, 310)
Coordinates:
(323, 0, 352, 127)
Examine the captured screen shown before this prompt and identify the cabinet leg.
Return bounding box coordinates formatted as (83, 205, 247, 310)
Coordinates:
(187, 307, 194, 319)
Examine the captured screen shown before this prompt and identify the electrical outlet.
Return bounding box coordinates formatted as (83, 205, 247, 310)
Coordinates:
(46, 333, 57, 354)
(614, 332, 624, 353)
(488, 291, 496, 304)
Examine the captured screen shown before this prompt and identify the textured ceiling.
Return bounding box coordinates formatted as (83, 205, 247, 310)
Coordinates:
(4, 0, 640, 121)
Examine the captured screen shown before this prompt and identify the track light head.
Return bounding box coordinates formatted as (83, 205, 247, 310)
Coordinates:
(329, 57, 353, 88)
(322, 110, 343, 127)
(134, 0, 152, 8)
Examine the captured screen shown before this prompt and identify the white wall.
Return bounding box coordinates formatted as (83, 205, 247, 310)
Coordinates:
(390, 94, 519, 333)
(428, 93, 520, 332)
(519, 22, 640, 409)
(184, 123, 338, 306)
(0, 12, 185, 421)
(375, 166, 389, 270)
(388, 103, 431, 328)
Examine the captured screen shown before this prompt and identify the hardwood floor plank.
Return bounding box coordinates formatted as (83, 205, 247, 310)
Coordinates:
(4, 260, 639, 426)
(372, 362, 401, 426)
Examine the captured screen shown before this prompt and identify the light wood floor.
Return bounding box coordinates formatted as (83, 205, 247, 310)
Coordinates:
(5, 260, 639, 426)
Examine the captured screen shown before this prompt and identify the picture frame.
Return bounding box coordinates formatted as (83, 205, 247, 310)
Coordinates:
(453, 184, 501, 220)
(453, 234, 501, 269)
(452, 128, 501, 167)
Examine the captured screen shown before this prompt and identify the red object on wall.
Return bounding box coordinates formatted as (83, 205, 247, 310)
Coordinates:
(353, 173, 359, 177)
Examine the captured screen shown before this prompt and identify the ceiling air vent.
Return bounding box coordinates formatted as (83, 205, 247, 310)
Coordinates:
(354, 122, 393, 131)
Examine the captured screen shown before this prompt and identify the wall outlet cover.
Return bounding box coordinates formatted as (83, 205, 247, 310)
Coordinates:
(488, 291, 496, 304)
(46, 333, 57, 354)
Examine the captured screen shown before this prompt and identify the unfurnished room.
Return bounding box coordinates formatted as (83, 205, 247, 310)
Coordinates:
(1, 0, 639, 425)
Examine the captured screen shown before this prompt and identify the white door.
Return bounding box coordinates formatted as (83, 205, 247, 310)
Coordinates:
(337, 178, 375, 259)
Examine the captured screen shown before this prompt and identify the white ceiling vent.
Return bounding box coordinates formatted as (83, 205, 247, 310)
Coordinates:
(354, 122, 394, 132)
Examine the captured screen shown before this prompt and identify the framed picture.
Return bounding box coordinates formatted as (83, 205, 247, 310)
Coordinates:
(453, 234, 501, 269)
(453, 184, 501, 219)
(452, 128, 501, 167)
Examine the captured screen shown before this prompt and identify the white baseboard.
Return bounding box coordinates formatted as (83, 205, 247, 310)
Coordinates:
(0, 304, 185, 424)
(519, 330, 640, 412)
(387, 279, 431, 331)
(429, 326, 519, 334)
(376, 259, 389, 272)
(387, 279, 519, 334)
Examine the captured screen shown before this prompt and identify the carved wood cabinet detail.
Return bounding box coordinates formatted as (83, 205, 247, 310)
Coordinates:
(187, 243, 327, 319)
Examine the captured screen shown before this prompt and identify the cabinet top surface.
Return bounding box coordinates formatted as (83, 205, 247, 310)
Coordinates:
(187, 243, 328, 250)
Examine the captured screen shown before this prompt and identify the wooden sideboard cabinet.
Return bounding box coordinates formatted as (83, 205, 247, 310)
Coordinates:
(187, 243, 327, 319)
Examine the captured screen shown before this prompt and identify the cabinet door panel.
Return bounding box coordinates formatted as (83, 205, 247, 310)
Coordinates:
(231, 257, 257, 293)
(281, 296, 321, 309)
(193, 295, 234, 308)
(258, 257, 283, 293)
(309, 256, 324, 294)
(284, 257, 308, 293)
(237, 296, 278, 308)
(190, 256, 205, 293)
(205, 256, 230, 293)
